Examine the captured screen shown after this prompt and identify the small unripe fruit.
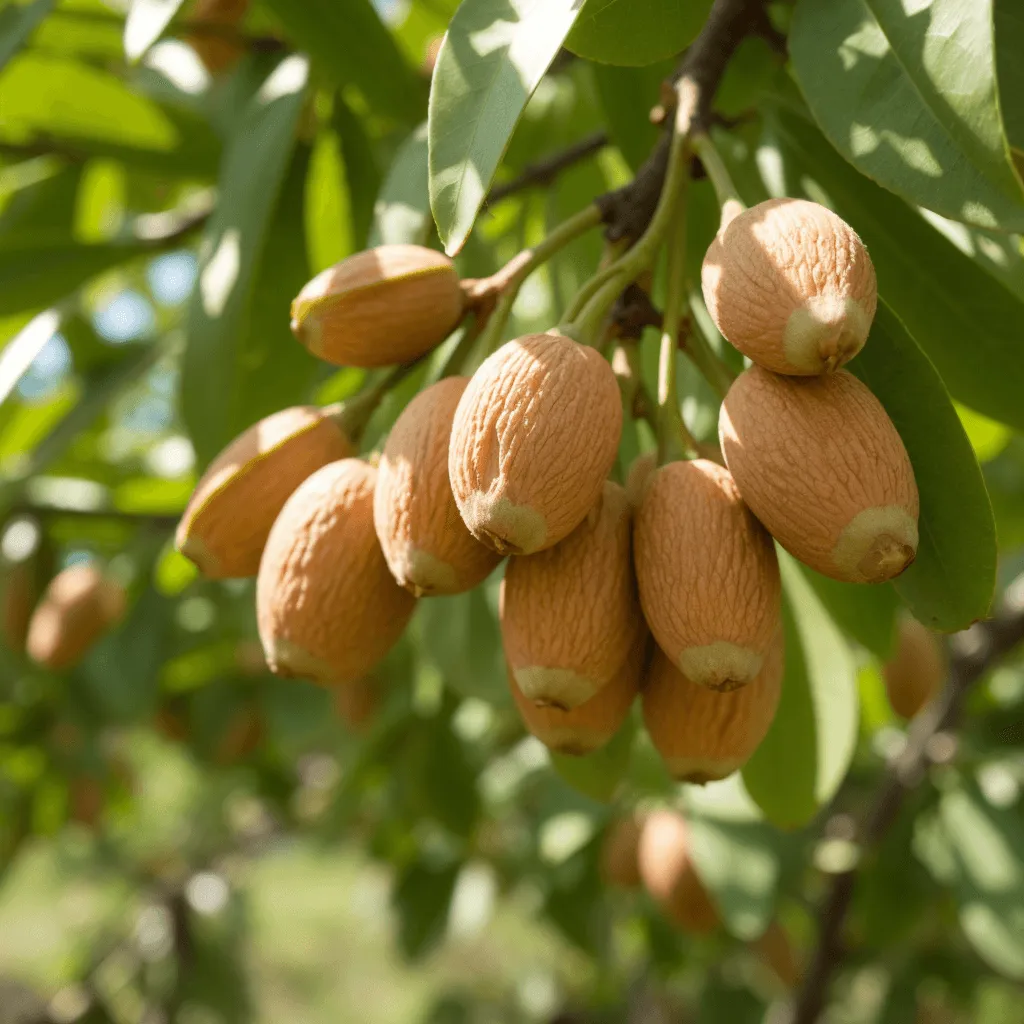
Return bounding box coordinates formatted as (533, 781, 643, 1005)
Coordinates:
(256, 459, 417, 685)
(177, 406, 353, 579)
(637, 808, 719, 933)
(751, 918, 803, 989)
(507, 631, 645, 754)
(26, 564, 125, 671)
(374, 377, 502, 596)
(334, 676, 380, 733)
(642, 629, 783, 783)
(501, 481, 640, 709)
(449, 333, 622, 555)
(186, 0, 250, 74)
(883, 614, 946, 719)
(635, 460, 780, 691)
(291, 245, 464, 367)
(702, 198, 877, 375)
(600, 812, 645, 889)
(720, 366, 919, 584)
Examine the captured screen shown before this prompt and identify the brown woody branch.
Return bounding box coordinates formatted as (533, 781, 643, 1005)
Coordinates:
(789, 586, 1024, 1024)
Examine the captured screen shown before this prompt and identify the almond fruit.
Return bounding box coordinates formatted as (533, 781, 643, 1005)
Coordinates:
(374, 377, 502, 596)
(501, 481, 640, 709)
(883, 614, 946, 719)
(291, 245, 464, 367)
(702, 198, 877, 375)
(334, 676, 380, 733)
(642, 628, 783, 782)
(637, 808, 719, 934)
(720, 366, 919, 583)
(186, 0, 250, 74)
(507, 631, 645, 754)
(449, 333, 622, 555)
(177, 406, 354, 579)
(26, 564, 125, 671)
(600, 812, 645, 889)
(635, 459, 780, 691)
(256, 459, 417, 685)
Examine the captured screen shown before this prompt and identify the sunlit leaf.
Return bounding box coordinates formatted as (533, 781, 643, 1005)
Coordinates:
(124, 0, 186, 62)
(371, 122, 431, 246)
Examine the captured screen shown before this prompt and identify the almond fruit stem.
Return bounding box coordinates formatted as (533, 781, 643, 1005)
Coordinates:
(691, 132, 745, 228)
(684, 298, 737, 397)
(323, 358, 423, 442)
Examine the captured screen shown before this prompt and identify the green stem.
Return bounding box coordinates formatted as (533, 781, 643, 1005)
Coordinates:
(475, 203, 601, 356)
(691, 131, 745, 221)
(433, 314, 485, 382)
(323, 359, 422, 441)
(684, 303, 737, 399)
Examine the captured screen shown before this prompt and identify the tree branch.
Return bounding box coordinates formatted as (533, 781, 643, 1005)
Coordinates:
(789, 587, 1024, 1024)
(486, 132, 609, 205)
(596, 0, 771, 243)
(9, 503, 179, 530)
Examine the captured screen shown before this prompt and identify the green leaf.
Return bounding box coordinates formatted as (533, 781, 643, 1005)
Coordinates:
(181, 54, 310, 468)
(392, 857, 460, 960)
(940, 778, 1024, 980)
(790, 0, 1024, 231)
(591, 60, 671, 171)
(768, 107, 1024, 433)
(260, 677, 334, 757)
(0, 165, 81, 241)
(743, 559, 859, 829)
(566, 0, 712, 67)
(334, 94, 381, 251)
(0, 0, 53, 74)
(371, 122, 431, 246)
(123, 0, 186, 62)
(262, 0, 421, 125)
(849, 303, 997, 631)
(549, 716, 635, 804)
(995, 0, 1024, 152)
(801, 567, 899, 660)
(428, 0, 585, 254)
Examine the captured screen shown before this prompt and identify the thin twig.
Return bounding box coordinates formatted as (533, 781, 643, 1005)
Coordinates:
(486, 132, 609, 205)
(789, 588, 1024, 1024)
(8, 503, 179, 529)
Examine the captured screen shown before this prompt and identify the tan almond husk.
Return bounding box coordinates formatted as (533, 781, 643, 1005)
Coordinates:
(635, 459, 781, 691)
(600, 811, 646, 890)
(501, 481, 640, 709)
(334, 675, 381, 734)
(702, 198, 877, 376)
(720, 366, 919, 583)
(25, 564, 126, 671)
(291, 245, 464, 367)
(374, 377, 502, 596)
(177, 405, 353, 579)
(642, 627, 784, 783)
(637, 808, 720, 934)
(883, 613, 947, 719)
(256, 459, 416, 685)
(449, 333, 622, 555)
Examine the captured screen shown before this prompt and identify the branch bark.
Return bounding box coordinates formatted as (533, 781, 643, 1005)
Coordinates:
(789, 588, 1024, 1024)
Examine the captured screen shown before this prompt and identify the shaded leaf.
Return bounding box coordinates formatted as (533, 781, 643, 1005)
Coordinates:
(371, 122, 431, 246)
(591, 60, 670, 171)
(428, 0, 584, 254)
(334, 93, 381, 251)
(849, 302, 997, 631)
(801, 567, 899, 660)
(549, 716, 634, 804)
(791, 0, 1024, 231)
(124, 0, 186, 62)
(995, 0, 1024, 153)
(393, 857, 460, 961)
(0, 0, 53, 73)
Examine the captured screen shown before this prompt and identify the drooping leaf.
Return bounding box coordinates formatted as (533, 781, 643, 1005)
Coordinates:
(334, 94, 381, 251)
(428, 0, 585, 254)
(566, 0, 712, 67)
(123, 0, 186, 62)
(371, 122, 431, 246)
(743, 558, 858, 829)
(0, 0, 54, 74)
(940, 778, 1024, 980)
(790, 0, 1024, 231)
(801, 567, 899, 661)
(393, 857, 460, 961)
(849, 302, 997, 631)
(591, 60, 671, 171)
(768, 107, 1024, 433)
(262, 0, 421, 125)
(181, 54, 309, 468)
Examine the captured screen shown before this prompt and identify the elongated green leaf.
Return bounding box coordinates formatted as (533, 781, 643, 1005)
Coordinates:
(791, 0, 1024, 231)
(591, 61, 670, 171)
(334, 94, 381, 251)
(743, 559, 859, 829)
(0, 165, 81, 240)
(940, 779, 1024, 980)
(393, 858, 460, 961)
(371, 123, 431, 246)
(124, 0, 186, 61)
(567, 0, 712, 67)
(769, 107, 1024, 432)
(182, 55, 309, 468)
(428, 0, 584, 254)
(849, 303, 996, 631)
(801, 567, 899, 661)
(0, 0, 53, 73)
(262, 0, 421, 125)
(995, 0, 1024, 153)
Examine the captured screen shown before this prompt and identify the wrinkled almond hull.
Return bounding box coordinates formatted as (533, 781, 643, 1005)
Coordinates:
(720, 366, 919, 583)
(449, 333, 623, 555)
(501, 481, 641, 710)
(635, 460, 781, 691)
(256, 459, 416, 685)
(374, 377, 502, 596)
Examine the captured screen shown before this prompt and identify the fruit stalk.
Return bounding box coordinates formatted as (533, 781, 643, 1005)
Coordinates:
(691, 131, 744, 225)
(683, 295, 737, 397)
(322, 358, 424, 442)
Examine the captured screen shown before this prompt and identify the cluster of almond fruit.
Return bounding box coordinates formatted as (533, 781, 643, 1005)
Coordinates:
(173, 195, 921, 785)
